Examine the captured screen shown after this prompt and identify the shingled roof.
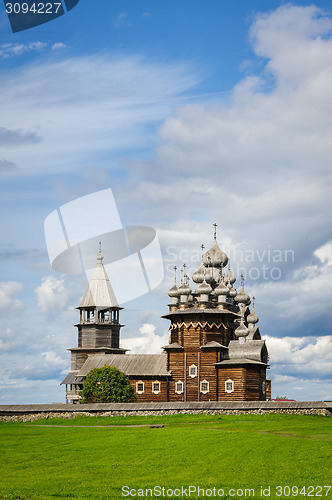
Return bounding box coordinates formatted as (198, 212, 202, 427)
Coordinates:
(79, 250, 118, 309)
(227, 340, 267, 362)
(77, 353, 171, 377)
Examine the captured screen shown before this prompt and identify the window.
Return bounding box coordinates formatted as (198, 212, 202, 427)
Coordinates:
(152, 381, 161, 394)
(225, 379, 234, 393)
(262, 381, 266, 394)
(175, 381, 184, 394)
(189, 364, 197, 378)
(200, 380, 209, 394)
(136, 381, 144, 394)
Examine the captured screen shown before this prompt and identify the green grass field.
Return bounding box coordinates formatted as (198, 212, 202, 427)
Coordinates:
(0, 413, 331, 500)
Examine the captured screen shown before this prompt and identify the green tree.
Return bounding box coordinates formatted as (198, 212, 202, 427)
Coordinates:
(80, 365, 136, 403)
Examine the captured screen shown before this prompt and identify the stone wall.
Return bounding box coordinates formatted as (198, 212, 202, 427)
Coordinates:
(1, 406, 330, 422)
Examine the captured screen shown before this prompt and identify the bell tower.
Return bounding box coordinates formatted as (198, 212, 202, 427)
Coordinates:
(69, 243, 127, 372)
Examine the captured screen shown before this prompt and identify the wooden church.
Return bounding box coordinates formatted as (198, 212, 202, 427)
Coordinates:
(61, 225, 271, 403)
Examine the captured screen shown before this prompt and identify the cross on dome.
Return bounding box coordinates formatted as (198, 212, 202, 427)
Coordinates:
(213, 222, 218, 240)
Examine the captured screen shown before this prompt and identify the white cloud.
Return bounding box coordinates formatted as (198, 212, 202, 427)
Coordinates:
(0, 281, 24, 313)
(314, 240, 332, 266)
(0, 327, 22, 352)
(147, 4, 332, 258)
(35, 275, 69, 313)
(121, 323, 168, 354)
(250, 240, 332, 327)
(265, 335, 332, 378)
(0, 41, 47, 58)
(52, 42, 66, 50)
(0, 55, 199, 175)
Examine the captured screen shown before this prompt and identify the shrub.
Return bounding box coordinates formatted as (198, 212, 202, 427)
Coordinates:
(80, 365, 136, 403)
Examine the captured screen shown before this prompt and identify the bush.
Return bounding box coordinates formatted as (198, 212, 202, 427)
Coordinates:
(80, 365, 136, 403)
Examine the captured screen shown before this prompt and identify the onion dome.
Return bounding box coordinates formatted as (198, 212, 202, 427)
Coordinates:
(214, 279, 230, 297)
(202, 223, 228, 268)
(202, 238, 228, 268)
(204, 266, 217, 284)
(196, 278, 212, 295)
(224, 260, 236, 285)
(228, 285, 237, 298)
(235, 318, 249, 338)
(168, 283, 179, 298)
(168, 266, 180, 298)
(178, 282, 191, 296)
(247, 297, 259, 324)
(192, 263, 205, 284)
(234, 275, 251, 306)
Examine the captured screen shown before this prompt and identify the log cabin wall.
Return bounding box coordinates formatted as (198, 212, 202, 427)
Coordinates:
(217, 367, 246, 400)
(129, 377, 168, 403)
(244, 366, 263, 401)
(70, 351, 90, 371)
(199, 350, 219, 401)
(167, 351, 185, 402)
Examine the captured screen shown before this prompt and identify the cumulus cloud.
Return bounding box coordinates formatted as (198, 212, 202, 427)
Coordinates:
(121, 323, 168, 354)
(157, 5, 332, 177)
(143, 5, 332, 260)
(314, 240, 332, 266)
(265, 335, 332, 378)
(35, 275, 69, 313)
(0, 282, 24, 313)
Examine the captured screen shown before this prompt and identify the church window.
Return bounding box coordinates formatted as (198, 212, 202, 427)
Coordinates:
(189, 364, 197, 378)
(200, 380, 209, 394)
(136, 381, 144, 394)
(175, 381, 184, 394)
(225, 379, 234, 393)
(152, 381, 161, 394)
(262, 381, 266, 394)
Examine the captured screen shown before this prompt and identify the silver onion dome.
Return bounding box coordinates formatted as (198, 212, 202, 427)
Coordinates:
(214, 279, 230, 296)
(192, 263, 205, 284)
(168, 283, 179, 298)
(235, 318, 249, 338)
(202, 223, 228, 268)
(234, 275, 251, 306)
(247, 297, 259, 324)
(178, 282, 191, 296)
(202, 238, 228, 268)
(224, 260, 236, 285)
(196, 278, 212, 295)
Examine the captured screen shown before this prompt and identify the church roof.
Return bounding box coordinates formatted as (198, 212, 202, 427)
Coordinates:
(162, 342, 183, 350)
(60, 371, 79, 385)
(162, 308, 240, 319)
(80, 247, 118, 308)
(78, 353, 171, 377)
(227, 340, 267, 363)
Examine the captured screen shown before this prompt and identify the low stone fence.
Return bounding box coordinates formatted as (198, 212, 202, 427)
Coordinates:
(0, 401, 331, 421)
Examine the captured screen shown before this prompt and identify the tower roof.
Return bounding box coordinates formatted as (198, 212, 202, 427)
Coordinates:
(80, 244, 118, 309)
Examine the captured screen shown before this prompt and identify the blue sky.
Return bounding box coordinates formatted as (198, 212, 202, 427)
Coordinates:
(0, 0, 332, 403)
